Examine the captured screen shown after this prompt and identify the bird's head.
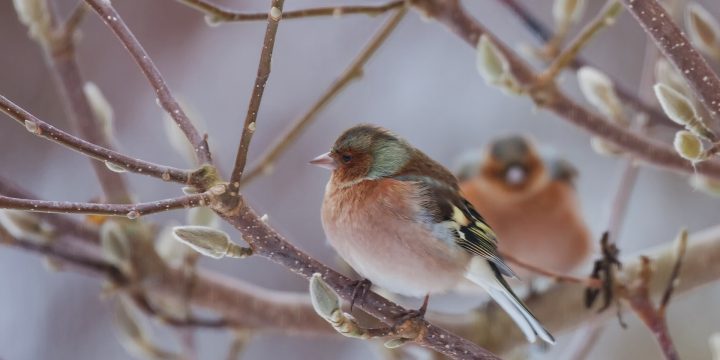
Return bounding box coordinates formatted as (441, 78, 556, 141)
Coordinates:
(310, 125, 411, 186)
(457, 135, 547, 194)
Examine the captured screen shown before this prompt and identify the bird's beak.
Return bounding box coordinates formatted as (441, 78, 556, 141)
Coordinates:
(309, 152, 338, 170)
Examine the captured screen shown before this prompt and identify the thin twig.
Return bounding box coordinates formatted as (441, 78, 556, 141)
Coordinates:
(496, 0, 679, 130)
(409, 0, 720, 180)
(0, 95, 194, 185)
(229, 0, 286, 185)
(178, 0, 404, 23)
(62, 1, 88, 35)
(84, 0, 212, 165)
(0, 193, 211, 218)
(239, 7, 408, 188)
(501, 252, 602, 288)
(621, 0, 720, 124)
(539, 1, 623, 83)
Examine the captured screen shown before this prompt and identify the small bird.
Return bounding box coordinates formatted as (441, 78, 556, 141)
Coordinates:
(456, 136, 592, 276)
(311, 125, 554, 344)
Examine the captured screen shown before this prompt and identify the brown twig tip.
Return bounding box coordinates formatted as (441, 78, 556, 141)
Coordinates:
(585, 232, 622, 311)
(660, 229, 688, 311)
(84, 0, 212, 165)
(229, 0, 286, 184)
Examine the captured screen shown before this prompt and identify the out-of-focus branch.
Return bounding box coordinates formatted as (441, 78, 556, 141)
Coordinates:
(621, 0, 720, 124)
(229, 0, 285, 185)
(0, 193, 211, 218)
(501, 252, 602, 287)
(0, 95, 195, 185)
(84, 0, 212, 165)
(177, 0, 404, 23)
(496, 0, 679, 130)
(442, 225, 720, 354)
(239, 7, 408, 188)
(409, 0, 720, 180)
(34, 1, 132, 203)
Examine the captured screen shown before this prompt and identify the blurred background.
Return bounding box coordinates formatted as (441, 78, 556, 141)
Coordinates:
(1, 0, 720, 359)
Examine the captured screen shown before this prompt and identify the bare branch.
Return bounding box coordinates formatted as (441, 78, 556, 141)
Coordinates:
(84, 0, 212, 165)
(410, 0, 720, 180)
(177, 0, 404, 23)
(229, 0, 285, 185)
(239, 7, 408, 188)
(0, 95, 194, 185)
(501, 252, 602, 288)
(496, 0, 679, 130)
(621, 0, 720, 124)
(0, 193, 211, 218)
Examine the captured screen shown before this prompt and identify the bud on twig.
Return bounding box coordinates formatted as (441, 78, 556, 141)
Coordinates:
(104, 161, 127, 173)
(0, 210, 53, 244)
(673, 130, 704, 162)
(577, 66, 625, 124)
(187, 207, 219, 228)
(709, 332, 720, 360)
(164, 100, 205, 165)
(689, 175, 720, 197)
(476, 35, 519, 94)
(686, 3, 720, 60)
(84, 82, 117, 144)
(13, 0, 52, 43)
(101, 221, 132, 273)
(553, 0, 587, 27)
(172, 226, 251, 259)
(655, 84, 714, 139)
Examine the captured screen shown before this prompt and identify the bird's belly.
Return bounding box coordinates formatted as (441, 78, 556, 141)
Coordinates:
(322, 187, 469, 297)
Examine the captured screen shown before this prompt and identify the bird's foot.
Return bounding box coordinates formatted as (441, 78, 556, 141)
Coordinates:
(348, 278, 372, 312)
(392, 294, 429, 329)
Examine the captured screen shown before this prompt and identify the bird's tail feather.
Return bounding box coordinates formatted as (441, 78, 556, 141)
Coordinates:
(466, 258, 555, 345)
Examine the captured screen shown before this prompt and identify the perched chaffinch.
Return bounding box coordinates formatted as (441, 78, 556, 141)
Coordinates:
(311, 125, 554, 344)
(456, 136, 592, 276)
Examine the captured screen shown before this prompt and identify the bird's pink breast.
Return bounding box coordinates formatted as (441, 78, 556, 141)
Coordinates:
(321, 178, 469, 298)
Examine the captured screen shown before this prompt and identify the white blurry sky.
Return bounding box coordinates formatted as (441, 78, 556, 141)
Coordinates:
(1, 0, 720, 359)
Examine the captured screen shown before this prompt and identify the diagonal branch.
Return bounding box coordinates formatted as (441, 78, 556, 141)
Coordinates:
(621, 0, 720, 124)
(239, 7, 408, 188)
(0, 192, 211, 218)
(0, 95, 194, 185)
(409, 0, 720, 180)
(84, 0, 212, 165)
(229, 0, 285, 185)
(496, 0, 678, 130)
(177, 0, 404, 23)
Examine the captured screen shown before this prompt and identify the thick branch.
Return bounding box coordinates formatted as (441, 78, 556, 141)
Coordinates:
(177, 0, 404, 22)
(496, 0, 678, 130)
(229, 0, 285, 185)
(84, 0, 212, 165)
(0, 95, 193, 185)
(0, 193, 211, 218)
(239, 7, 408, 188)
(410, 0, 720, 180)
(621, 0, 720, 123)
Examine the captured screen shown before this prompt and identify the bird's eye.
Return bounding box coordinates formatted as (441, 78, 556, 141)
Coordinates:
(341, 154, 352, 164)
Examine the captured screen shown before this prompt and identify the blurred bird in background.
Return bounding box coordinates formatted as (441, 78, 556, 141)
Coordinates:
(311, 125, 554, 344)
(456, 135, 593, 277)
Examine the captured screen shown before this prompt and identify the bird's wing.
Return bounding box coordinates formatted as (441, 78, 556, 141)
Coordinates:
(392, 175, 517, 278)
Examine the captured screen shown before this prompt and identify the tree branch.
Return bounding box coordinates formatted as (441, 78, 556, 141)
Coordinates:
(410, 0, 720, 180)
(0, 192, 211, 218)
(177, 0, 404, 23)
(496, 0, 679, 130)
(229, 0, 285, 186)
(0, 95, 194, 185)
(621, 0, 720, 124)
(239, 7, 408, 188)
(84, 0, 213, 165)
